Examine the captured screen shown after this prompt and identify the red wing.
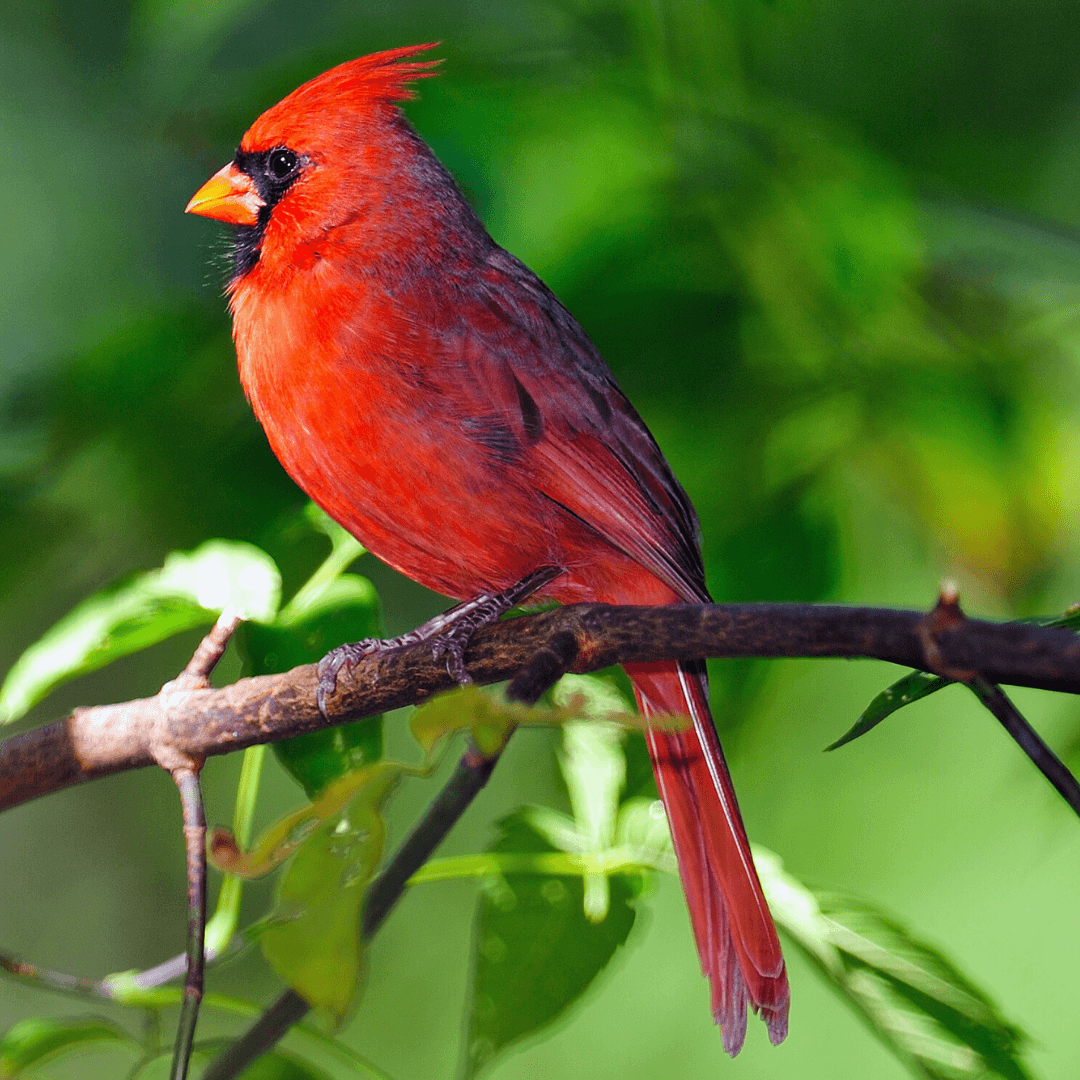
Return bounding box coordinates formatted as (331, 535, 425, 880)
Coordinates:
(431, 245, 709, 603)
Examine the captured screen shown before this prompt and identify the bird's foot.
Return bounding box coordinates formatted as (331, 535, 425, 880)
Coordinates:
(315, 629, 426, 716)
(316, 564, 564, 715)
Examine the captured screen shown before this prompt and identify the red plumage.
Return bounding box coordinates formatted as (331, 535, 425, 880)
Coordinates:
(188, 44, 789, 1054)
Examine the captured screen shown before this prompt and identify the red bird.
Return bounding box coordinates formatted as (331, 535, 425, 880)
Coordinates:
(186, 45, 788, 1054)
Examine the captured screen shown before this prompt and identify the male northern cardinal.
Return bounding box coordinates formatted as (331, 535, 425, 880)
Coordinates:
(187, 44, 788, 1054)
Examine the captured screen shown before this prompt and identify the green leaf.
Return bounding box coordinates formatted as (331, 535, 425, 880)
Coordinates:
(755, 849, 1032, 1080)
(1031, 605, 1080, 632)
(265, 577, 378, 657)
(613, 797, 677, 871)
(240, 574, 384, 798)
(828, 670, 950, 750)
(0, 1017, 136, 1075)
(462, 812, 638, 1079)
(302, 502, 364, 556)
(0, 540, 281, 724)
(274, 719, 385, 806)
(513, 680, 641, 922)
(410, 685, 531, 758)
(260, 761, 403, 1026)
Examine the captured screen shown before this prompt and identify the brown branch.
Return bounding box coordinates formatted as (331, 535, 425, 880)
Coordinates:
(4, 601, 1080, 813)
(968, 675, 1080, 816)
(176, 608, 244, 689)
(170, 766, 206, 1080)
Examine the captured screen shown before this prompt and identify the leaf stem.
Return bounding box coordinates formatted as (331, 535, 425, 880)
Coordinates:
(406, 848, 678, 884)
(205, 745, 266, 955)
(279, 536, 365, 623)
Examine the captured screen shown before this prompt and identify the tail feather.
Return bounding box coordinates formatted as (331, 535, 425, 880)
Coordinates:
(627, 659, 789, 1055)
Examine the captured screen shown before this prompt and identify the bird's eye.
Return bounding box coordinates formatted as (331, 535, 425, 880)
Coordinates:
(266, 148, 299, 181)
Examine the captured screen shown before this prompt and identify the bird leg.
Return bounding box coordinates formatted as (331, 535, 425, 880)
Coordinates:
(316, 564, 564, 713)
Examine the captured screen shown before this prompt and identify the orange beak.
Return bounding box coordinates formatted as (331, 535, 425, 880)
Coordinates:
(185, 163, 263, 226)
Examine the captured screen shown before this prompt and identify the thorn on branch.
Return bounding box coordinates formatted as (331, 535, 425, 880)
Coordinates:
(912, 587, 1080, 821)
(916, 583, 978, 683)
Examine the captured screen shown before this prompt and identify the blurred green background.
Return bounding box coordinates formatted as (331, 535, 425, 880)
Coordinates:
(4, 0, 1080, 1076)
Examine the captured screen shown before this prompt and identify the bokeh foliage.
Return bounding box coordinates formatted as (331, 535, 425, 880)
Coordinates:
(3, 0, 1080, 1078)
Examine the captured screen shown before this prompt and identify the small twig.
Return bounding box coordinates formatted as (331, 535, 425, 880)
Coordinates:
(161, 618, 232, 1080)
(127, 747, 265, 994)
(0, 953, 101, 998)
(0, 928, 241, 1004)
(170, 766, 206, 1080)
(2, 915, 240, 1001)
(969, 676, 1080, 819)
(128, 934, 242, 993)
(175, 608, 243, 689)
(131, 954, 192, 994)
(200, 631, 580, 1080)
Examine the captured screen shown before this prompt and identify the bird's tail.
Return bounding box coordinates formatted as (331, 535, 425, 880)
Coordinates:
(626, 659, 789, 1056)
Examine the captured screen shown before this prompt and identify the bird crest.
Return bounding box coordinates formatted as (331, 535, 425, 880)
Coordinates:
(243, 44, 440, 149)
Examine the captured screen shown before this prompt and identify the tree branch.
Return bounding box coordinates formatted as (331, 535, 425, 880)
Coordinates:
(3, 600, 1080, 813)
(968, 675, 1080, 815)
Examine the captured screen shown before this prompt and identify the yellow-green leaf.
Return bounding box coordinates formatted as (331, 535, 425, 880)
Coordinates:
(0, 540, 280, 724)
(260, 762, 404, 1025)
(0, 1017, 135, 1076)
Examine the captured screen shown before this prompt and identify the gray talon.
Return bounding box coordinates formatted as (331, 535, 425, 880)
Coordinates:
(317, 565, 565, 710)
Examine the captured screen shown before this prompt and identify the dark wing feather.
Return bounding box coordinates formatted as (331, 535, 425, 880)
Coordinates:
(432, 245, 709, 603)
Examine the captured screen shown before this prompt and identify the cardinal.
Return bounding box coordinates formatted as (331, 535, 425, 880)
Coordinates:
(186, 44, 788, 1053)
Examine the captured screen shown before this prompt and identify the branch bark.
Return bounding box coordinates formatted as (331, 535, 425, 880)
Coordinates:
(3, 600, 1080, 813)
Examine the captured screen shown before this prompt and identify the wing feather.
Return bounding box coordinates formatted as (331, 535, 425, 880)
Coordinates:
(430, 245, 709, 602)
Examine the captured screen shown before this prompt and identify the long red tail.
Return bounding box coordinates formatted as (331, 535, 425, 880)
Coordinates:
(626, 659, 789, 1056)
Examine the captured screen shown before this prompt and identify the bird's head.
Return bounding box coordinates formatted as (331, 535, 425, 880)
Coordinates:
(186, 44, 441, 283)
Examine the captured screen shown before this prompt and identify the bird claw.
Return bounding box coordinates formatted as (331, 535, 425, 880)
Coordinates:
(431, 637, 471, 684)
(429, 609, 493, 685)
(316, 565, 565, 716)
(317, 638, 383, 716)
(428, 564, 564, 684)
